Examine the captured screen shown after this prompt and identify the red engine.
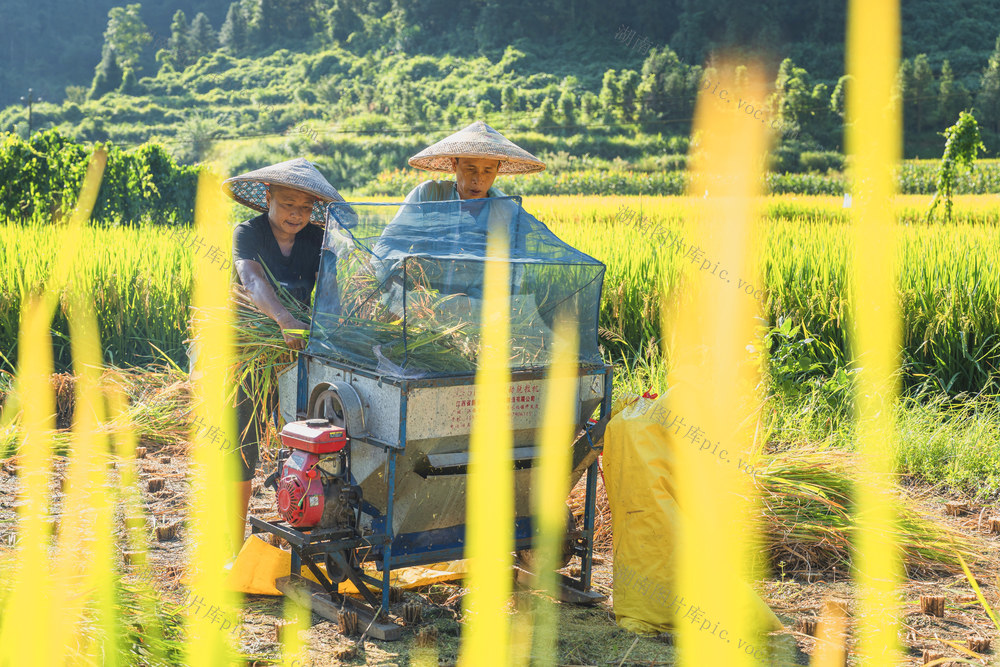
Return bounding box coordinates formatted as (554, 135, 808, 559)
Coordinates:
(274, 419, 349, 528)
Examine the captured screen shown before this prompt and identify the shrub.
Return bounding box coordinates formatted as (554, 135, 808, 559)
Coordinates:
(800, 151, 845, 173)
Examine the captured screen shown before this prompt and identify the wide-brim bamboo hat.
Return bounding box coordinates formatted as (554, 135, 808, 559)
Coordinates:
(408, 121, 545, 174)
(222, 158, 343, 224)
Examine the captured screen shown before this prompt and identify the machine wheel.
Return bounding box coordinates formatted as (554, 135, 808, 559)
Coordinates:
(307, 382, 368, 439)
(323, 548, 360, 584)
(311, 388, 347, 429)
(515, 506, 577, 571)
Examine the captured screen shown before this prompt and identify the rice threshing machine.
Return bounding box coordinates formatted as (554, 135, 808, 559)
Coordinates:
(250, 197, 611, 638)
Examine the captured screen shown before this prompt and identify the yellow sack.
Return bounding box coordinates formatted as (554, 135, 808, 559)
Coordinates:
(604, 395, 782, 636)
(226, 534, 467, 596)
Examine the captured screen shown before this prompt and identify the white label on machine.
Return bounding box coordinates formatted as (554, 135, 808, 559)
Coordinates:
(407, 380, 544, 439)
(407, 374, 603, 440)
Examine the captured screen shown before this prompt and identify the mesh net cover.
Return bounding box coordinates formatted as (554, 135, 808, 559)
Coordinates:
(307, 197, 605, 379)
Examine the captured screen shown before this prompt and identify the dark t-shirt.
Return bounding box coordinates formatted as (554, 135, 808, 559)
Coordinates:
(232, 213, 324, 305)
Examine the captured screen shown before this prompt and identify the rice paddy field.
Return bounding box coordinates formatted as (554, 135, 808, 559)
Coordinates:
(4, 194, 1000, 665)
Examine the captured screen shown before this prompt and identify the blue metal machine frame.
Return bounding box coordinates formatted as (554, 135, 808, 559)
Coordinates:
(272, 351, 612, 617)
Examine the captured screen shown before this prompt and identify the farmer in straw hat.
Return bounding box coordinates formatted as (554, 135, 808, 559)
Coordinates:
(222, 157, 343, 554)
(370, 122, 546, 320)
(403, 120, 545, 202)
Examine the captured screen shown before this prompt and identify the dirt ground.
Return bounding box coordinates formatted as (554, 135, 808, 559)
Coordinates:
(2, 442, 999, 666)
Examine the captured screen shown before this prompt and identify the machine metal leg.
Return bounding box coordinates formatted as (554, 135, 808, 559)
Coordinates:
(380, 451, 397, 612)
(582, 460, 598, 591)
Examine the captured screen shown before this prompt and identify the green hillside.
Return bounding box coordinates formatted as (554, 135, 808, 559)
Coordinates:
(3, 0, 1000, 187)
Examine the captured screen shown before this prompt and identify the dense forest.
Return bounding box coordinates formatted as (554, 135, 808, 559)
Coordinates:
(4, 0, 999, 108)
(2, 0, 1000, 183)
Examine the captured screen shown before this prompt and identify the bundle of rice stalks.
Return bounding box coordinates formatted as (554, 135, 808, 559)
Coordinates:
(75, 577, 188, 666)
(228, 282, 310, 446)
(574, 438, 978, 575)
(757, 447, 978, 577)
(50, 373, 75, 429)
(101, 367, 192, 454)
(0, 367, 192, 457)
(0, 551, 188, 665)
(336, 249, 563, 372)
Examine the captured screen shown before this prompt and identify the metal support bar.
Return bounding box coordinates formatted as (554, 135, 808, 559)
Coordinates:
(296, 353, 309, 417)
(299, 551, 338, 598)
(514, 567, 606, 605)
(381, 449, 398, 611)
(581, 460, 598, 591)
(328, 550, 383, 610)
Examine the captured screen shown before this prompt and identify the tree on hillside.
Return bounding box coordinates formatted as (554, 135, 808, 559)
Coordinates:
(976, 35, 1000, 133)
(558, 90, 577, 128)
(938, 60, 972, 126)
(101, 4, 151, 72)
(157, 10, 192, 72)
(773, 58, 813, 137)
(618, 70, 640, 123)
(220, 2, 250, 55)
(324, 0, 365, 44)
(808, 82, 839, 145)
(535, 97, 556, 130)
(831, 75, 850, 120)
(175, 113, 222, 163)
(895, 59, 911, 124)
(637, 47, 688, 125)
(580, 91, 599, 122)
(256, 0, 321, 48)
(119, 67, 140, 95)
(911, 54, 937, 133)
(501, 85, 518, 117)
(598, 69, 619, 123)
(89, 45, 124, 99)
(189, 13, 218, 61)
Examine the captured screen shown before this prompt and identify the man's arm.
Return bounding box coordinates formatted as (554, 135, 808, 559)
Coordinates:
(235, 258, 310, 350)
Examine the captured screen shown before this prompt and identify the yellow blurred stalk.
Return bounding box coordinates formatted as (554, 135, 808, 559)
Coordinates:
(280, 596, 310, 666)
(529, 317, 578, 667)
(0, 150, 106, 666)
(672, 64, 769, 666)
(846, 0, 903, 663)
(184, 169, 239, 666)
(810, 600, 848, 666)
(106, 385, 168, 664)
(458, 217, 514, 666)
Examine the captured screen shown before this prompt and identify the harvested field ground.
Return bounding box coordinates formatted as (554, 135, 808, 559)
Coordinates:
(2, 426, 999, 665)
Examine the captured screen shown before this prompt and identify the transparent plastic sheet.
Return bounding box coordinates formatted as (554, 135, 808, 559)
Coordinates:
(307, 197, 605, 378)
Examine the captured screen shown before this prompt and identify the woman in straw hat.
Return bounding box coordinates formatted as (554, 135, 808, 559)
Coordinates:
(221, 157, 343, 553)
(403, 120, 545, 202)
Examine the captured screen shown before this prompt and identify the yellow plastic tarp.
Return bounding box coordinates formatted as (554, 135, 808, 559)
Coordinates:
(604, 396, 782, 636)
(225, 534, 467, 596)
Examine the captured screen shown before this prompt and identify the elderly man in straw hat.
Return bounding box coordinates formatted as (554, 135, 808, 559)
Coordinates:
(403, 120, 545, 202)
(221, 157, 343, 553)
(369, 122, 545, 320)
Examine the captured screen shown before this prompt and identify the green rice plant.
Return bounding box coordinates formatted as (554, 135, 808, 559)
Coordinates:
(2, 194, 1000, 396)
(537, 195, 1000, 395)
(0, 222, 193, 372)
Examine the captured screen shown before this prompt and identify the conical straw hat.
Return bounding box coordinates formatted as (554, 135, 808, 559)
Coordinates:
(222, 158, 343, 224)
(408, 121, 545, 174)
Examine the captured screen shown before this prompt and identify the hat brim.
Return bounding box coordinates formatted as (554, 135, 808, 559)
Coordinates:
(408, 153, 545, 174)
(222, 180, 335, 224)
(222, 158, 343, 224)
(407, 123, 546, 174)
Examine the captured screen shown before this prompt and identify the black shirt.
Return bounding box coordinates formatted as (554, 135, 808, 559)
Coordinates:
(232, 213, 324, 305)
